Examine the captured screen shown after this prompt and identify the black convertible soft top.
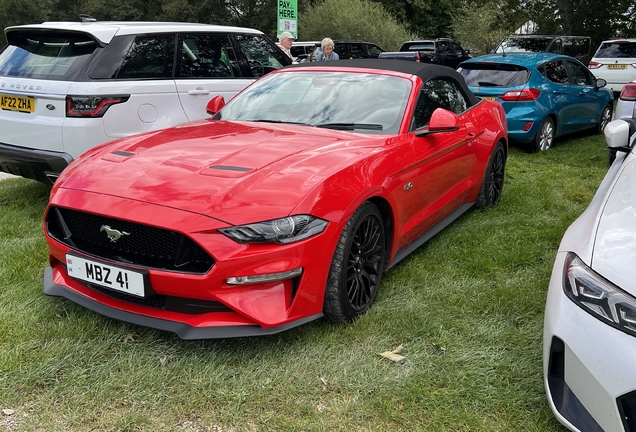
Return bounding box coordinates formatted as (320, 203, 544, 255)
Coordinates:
(285, 59, 480, 106)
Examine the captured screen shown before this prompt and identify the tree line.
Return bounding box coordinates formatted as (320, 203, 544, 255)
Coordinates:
(1, 0, 635, 55)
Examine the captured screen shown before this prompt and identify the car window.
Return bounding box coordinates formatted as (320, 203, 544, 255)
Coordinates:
(539, 60, 569, 84)
(0, 30, 97, 80)
(458, 63, 531, 87)
(594, 42, 636, 58)
(366, 44, 384, 56)
(179, 33, 238, 78)
(437, 41, 451, 54)
(411, 78, 468, 129)
(564, 38, 590, 59)
(117, 34, 176, 79)
(548, 38, 562, 54)
(565, 60, 594, 86)
(349, 44, 365, 58)
(234, 34, 288, 77)
(218, 71, 411, 135)
(334, 43, 347, 57)
(451, 43, 464, 55)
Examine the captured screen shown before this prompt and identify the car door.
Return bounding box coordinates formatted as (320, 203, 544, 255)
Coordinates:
(395, 78, 477, 246)
(539, 59, 581, 135)
(175, 33, 253, 121)
(564, 59, 606, 128)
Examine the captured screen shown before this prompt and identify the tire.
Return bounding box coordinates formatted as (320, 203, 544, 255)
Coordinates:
(530, 117, 555, 153)
(475, 142, 506, 208)
(597, 103, 613, 135)
(323, 201, 386, 323)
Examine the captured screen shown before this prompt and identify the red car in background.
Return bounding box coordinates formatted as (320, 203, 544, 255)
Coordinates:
(43, 60, 508, 339)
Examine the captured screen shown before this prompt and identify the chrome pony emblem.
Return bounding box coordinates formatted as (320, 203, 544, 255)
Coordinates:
(100, 225, 130, 243)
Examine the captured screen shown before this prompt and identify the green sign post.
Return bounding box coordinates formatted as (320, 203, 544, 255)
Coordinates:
(277, 0, 298, 38)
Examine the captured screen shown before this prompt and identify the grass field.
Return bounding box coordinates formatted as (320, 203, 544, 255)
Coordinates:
(0, 133, 610, 431)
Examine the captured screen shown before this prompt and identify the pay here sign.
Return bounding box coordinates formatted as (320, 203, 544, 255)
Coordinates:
(278, 0, 298, 37)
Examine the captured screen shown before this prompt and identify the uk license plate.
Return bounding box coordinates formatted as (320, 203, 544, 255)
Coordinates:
(66, 254, 147, 297)
(607, 64, 627, 70)
(0, 93, 35, 113)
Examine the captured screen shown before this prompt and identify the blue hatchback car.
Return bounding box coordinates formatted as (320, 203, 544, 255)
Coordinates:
(458, 53, 613, 152)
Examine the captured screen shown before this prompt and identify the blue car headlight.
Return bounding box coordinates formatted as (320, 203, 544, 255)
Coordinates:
(563, 252, 636, 335)
(220, 215, 328, 244)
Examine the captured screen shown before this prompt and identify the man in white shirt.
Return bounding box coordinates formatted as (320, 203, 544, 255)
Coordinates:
(278, 31, 295, 60)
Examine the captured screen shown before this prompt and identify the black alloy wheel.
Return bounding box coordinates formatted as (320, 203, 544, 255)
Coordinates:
(323, 201, 386, 322)
(476, 142, 506, 208)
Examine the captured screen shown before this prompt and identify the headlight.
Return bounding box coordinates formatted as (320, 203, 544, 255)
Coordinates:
(564, 252, 636, 335)
(219, 215, 328, 244)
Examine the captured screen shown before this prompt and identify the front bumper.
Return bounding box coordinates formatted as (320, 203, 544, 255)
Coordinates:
(44, 267, 323, 339)
(0, 142, 73, 183)
(544, 251, 636, 432)
(44, 188, 340, 339)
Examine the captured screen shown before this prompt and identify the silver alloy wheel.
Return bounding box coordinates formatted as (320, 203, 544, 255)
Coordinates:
(538, 119, 554, 151)
(598, 104, 612, 134)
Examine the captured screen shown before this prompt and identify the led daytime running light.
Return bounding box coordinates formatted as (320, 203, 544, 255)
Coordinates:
(226, 267, 303, 285)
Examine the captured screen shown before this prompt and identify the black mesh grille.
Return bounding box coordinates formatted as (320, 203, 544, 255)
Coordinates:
(46, 206, 214, 274)
(88, 283, 232, 314)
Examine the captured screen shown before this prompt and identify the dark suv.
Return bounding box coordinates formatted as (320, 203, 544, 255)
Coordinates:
(494, 35, 592, 62)
(308, 40, 385, 61)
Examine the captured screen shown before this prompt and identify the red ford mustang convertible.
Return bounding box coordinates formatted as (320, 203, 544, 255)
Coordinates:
(43, 60, 508, 339)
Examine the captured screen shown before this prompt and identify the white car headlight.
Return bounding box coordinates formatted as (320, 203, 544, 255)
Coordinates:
(220, 215, 328, 244)
(564, 252, 636, 335)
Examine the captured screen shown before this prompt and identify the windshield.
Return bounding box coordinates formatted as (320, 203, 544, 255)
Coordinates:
(0, 31, 97, 80)
(594, 42, 636, 58)
(216, 71, 411, 134)
(495, 37, 553, 54)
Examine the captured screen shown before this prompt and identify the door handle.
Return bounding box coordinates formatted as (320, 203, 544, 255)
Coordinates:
(188, 89, 210, 95)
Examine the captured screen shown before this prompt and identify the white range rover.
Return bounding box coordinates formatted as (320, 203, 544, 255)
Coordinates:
(0, 18, 291, 183)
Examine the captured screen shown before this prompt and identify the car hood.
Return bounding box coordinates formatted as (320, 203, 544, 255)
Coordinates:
(56, 120, 381, 225)
(592, 157, 636, 293)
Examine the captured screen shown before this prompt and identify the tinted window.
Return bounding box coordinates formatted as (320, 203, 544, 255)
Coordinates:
(565, 60, 594, 85)
(117, 34, 175, 79)
(539, 60, 568, 84)
(458, 63, 531, 87)
(437, 41, 452, 54)
(402, 42, 434, 51)
(349, 43, 364, 58)
(412, 79, 468, 129)
(594, 42, 636, 58)
(366, 44, 384, 56)
(451, 43, 464, 55)
(179, 33, 239, 78)
(235, 34, 289, 77)
(548, 39, 562, 54)
(0, 31, 97, 80)
(334, 43, 348, 57)
(563, 38, 590, 59)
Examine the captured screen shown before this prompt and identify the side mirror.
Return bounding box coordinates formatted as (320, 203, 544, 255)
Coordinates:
(206, 95, 226, 116)
(415, 108, 460, 136)
(605, 119, 636, 153)
(595, 78, 607, 89)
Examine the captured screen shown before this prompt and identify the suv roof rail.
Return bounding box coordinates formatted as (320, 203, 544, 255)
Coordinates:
(79, 14, 96, 22)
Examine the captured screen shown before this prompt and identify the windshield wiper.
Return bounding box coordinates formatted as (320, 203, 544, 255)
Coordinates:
(477, 81, 501, 87)
(250, 119, 313, 126)
(315, 123, 383, 131)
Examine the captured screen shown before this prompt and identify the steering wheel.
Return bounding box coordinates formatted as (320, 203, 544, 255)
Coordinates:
(249, 60, 264, 77)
